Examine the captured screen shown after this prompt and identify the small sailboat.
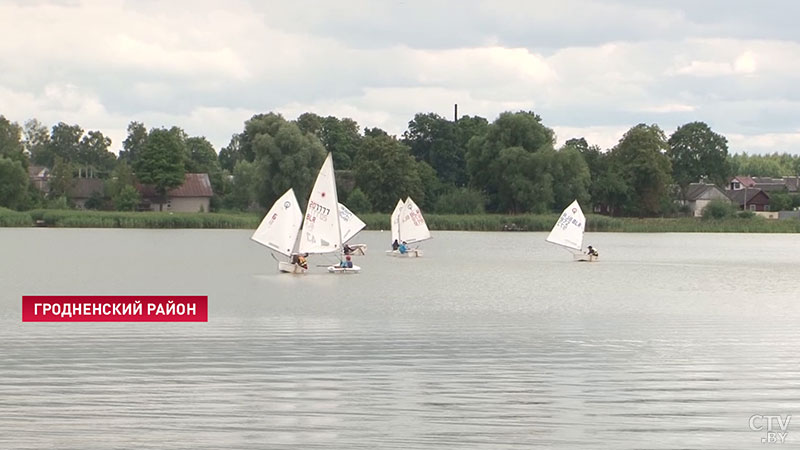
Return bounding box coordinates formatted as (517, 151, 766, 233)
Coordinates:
(386, 197, 430, 258)
(338, 202, 367, 255)
(546, 199, 597, 262)
(298, 153, 361, 274)
(251, 188, 306, 273)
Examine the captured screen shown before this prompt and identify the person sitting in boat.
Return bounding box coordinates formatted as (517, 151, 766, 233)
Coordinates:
(297, 253, 309, 270)
(586, 246, 599, 257)
(398, 241, 408, 254)
(343, 244, 353, 255)
(392, 239, 399, 251)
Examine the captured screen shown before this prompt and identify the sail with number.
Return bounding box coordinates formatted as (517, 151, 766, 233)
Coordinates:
(546, 199, 585, 251)
(250, 188, 303, 257)
(299, 153, 342, 254)
(398, 197, 431, 244)
(338, 202, 366, 244)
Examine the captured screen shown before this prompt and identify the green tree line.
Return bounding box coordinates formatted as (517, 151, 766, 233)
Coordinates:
(2, 111, 800, 215)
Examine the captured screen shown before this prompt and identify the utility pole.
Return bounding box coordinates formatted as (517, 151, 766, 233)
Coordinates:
(454, 104, 458, 122)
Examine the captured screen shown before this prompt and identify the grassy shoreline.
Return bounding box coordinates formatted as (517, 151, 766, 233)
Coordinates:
(2, 208, 800, 232)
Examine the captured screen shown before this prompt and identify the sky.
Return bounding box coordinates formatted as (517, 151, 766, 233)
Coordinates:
(2, 0, 800, 155)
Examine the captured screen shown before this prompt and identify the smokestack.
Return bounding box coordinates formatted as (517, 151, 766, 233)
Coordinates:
(454, 104, 458, 122)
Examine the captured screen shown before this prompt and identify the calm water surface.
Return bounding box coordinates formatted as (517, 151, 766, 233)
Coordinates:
(1, 229, 799, 449)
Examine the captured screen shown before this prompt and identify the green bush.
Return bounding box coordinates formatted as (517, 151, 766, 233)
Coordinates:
(701, 199, 736, 220)
(113, 185, 141, 211)
(0, 207, 33, 227)
(433, 188, 486, 214)
(345, 188, 372, 214)
(737, 210, 756, 219)
(26, 209, 261, 229)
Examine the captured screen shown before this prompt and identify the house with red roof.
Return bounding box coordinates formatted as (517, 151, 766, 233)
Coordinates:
(136, 173, 214, 212)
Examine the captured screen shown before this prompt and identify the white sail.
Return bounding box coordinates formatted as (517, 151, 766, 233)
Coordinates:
(338, 202, 366, 243)
(250, 188, 303, 257)
(299, 153, 342, 254)
(398, 197, 431, 244)
(390, 199, 403, 244)
(546, 199, 585, 251)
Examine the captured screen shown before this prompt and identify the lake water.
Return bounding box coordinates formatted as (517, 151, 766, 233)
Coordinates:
(1, 229, 799, 449)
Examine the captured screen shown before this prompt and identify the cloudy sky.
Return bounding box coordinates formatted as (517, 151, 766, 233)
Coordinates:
(2, 0, 800, 154)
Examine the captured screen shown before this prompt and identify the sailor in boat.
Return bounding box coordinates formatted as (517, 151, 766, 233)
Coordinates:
(586, 246, 599, 257)
(296, 253, 309, 270)
(339, 255, 354, 268)
(343, 244, 353, 255)
(398, 241, 408, 254)
(392, 239, 399, 251)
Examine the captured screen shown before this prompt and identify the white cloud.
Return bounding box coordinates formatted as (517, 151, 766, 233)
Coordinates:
(728, 132, 800, 153)
(552, 125, 630, 151)
(639, 103, 697, 113)
(0, 0, 800, 156)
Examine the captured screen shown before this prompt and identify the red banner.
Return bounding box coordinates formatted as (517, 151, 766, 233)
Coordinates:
(22, 296, 208, 322)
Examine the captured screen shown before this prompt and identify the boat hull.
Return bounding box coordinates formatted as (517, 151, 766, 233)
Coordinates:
(573, 253, 598, 262)
(385, 249, 424, 258)
(345, 243, 367, 256)
(327, 264, 361, 274)
(278, 261, 307, 273)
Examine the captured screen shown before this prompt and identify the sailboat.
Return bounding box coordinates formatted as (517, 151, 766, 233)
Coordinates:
(546, 199, 597, 262)
(385, 197, 430, 258)
(251, 188, 306, 273)
(338, 202, 367, 255)
(299, 153, 361, 274)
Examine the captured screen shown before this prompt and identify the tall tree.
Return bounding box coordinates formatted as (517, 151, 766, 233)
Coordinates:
(218, 134, 242, 172)
(48, 122, 83, 165)
(119, 121, 148, 164)
(0, 116, 26, 167)
(668, 121, 730, 196)
(134, 127, 186, 211)
(78, 130, 115, 178)
(610, 124, 672, 216)
(297, 113, 362, 169)
(185, 136, 223, 206)
(185, 136, 219, 174)
(0, 157, 29, 209)
(239, 113, 286, 163)
(353, 133, 424, 211)
(226, 160, 258, 210)
(550, 145, 591, 209)
(24, 119, 50, 166)
(242, 114, 326, 207)
(466, 111, 555, 212)
(403, 113, 468, 186)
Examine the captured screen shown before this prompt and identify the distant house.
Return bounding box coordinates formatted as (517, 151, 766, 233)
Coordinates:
(137, 173, 213, 213)
(682, 183, 731, 217)
(728, 176, 756, 190)
(753, 176, 800, 193)
(728, 175, 800, 193)
(68, 178, 106, 209)
(28, 165, 50, 192)
(727, 188, 770, 212)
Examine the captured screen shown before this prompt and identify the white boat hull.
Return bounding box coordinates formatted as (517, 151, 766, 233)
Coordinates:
(345, 243, 367, 255)
(385, 249, 424, 258)
(327, 264, 361, 274)
(278, 261, 307, 273)
(573, 253, 598, 262)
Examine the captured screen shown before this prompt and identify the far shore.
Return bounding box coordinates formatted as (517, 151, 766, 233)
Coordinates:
(2, 208, 800, 233)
